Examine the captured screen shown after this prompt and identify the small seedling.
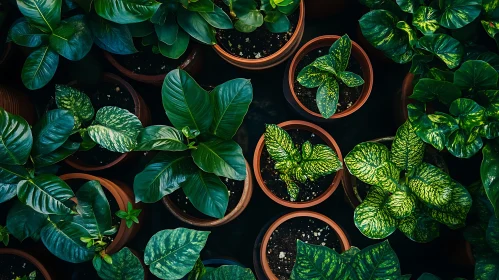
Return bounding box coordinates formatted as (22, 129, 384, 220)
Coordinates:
(116, 202, 142, 228)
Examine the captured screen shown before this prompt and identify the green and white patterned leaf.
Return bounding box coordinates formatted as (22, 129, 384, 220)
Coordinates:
(454, 60, 498, 93)
(412, 6, 440, 35)
(338, 71, 365, 87)
(329, 34, 351, 72)
(300, 144, 342, 180)
(6, 201, 47, 241)
(290, 240, 346, 280)
(316, 78, 340, 119)
(426, 183, 472, 229)
(387, 191, 417, 219)
(408, 163, 453, 207)
(310, 55, 337, 74)
(264, 124, 300, 162)
(144, 228, 209, 280)
(350, 240, 401, 280)
(17, 0, 61, 33)
(0, 108, 32, 165)
(475, 257, 499, 280)
(481, 141, 499, 218)
(410, 78, 461, 105)
(398, 210, 440, 243)
(135, 125, 187, 151)
(21, 46, 59, 90)
(391, 121, 425, 171)
(41, 220, 94, 263)
(87, 107, 143, 153)
(354, 187, 397, 239)
(31, 109, 74, 157)
(446, 129, 483, 158)
(449, 98, 486, 131)
(202, 265, 256, 280)
(439, 0, 482, 29)
(94, 0, 161, 24)
(55, 84, 94, 128)
(32, 140, 80, 168)
(396, 0, 424, 13)
(95, 247, 145, 280)
(297, 65, 329, 88)
(416, 34, 463, 69)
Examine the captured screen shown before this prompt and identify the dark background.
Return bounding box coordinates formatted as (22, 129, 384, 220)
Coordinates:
(0, 0, 489, 279)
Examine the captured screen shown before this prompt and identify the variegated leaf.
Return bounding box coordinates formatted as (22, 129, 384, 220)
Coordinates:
(449, 98, 486, 131)
(439, 0, 482, 29)
(482, 90, 499, 120)
(426, 183, 472, 229)
(135, 125, 188, 151)
(396, 0, 424, 13)
(396, 21, 418, 47)
(391, 121, 425, 171)
(387, 191, 417, 219)
(398, 210, 440, 243)
(310, 55, 337, 74)
(454, 60, 499, 93)
(350, 240, 401, 280)
(317, 78, 340, 119)
(416, 34, 463, 69)
(482, 20, 499, 39)
(446, 129, 483, 158)
(354, 187, 397, 239)
(412, 6, 440, 35)
(281, 173, 300, 201)
(482, 0, 499, 38)
(481, 142, 499, 218)
(95, 247, 145, 280)
(410, 78, 461, 105)
(329, 34, 351, 72)
(300, 144, 342, 180)
(487, 216, 499, 254)
(408, 163, 453, 207)
(202, 265, 255, 280)
(264, 124, 300, 162)
(297, 65, 329, 88)
(475, 257, 499, 280)
(55, 84, 94, 129)
(338, 71, 364, 87)
(290, 240, 347, 280)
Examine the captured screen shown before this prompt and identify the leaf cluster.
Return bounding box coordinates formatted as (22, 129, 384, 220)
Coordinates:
(116, 201, 142, 228)
(14, 271, 37, 280)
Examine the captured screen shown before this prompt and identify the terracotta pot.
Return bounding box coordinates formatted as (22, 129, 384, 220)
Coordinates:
(287, 35, 373, 120)
(0, 248, 53, 280)
(104, 44, 203, 87)
(259, 211, 350, 280)
(163, 160, 253, 227)
(59, 173, 142, 254)
(253, 120, 343, 208)
(0, 85, 36, 124)
(305, 0, 345, 18)
(212, 1, 305, 70)
(342, 136, 449, 208)
(64, 73, 151, 171)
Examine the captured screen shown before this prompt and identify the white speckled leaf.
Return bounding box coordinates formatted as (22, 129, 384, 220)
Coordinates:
(329, 34, 351, 72)
(297, 65, 329, 88)
(55, 84, 94, 128)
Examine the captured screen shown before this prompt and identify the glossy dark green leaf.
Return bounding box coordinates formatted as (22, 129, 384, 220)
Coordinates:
(73, 180, 112, 238)
(9, 20, 48, 47)
(17, 0, 61, 33)
(41, 220, 94, 263)
(0, 165, 30, 204)
(354, 187, 397, 239)
(398, 210, 440, 243)
(396, 0, 423, 13)
(49, 15, 93, 61)
(487, 216, 499, 254)
(155, 14, 178, 45)
(350, 240, 401, 279)
(32, 109, 74, 157)
(416, 34, 463, 69)
(410, 78, 461, 105)
(96, 247, 145, 280)
(446, 129, 483, 158)
(192, 138, 246, 180)
(0, 183, 17, 204)
(316, 78, 340, 119)
(396, 21, 418, 48)
(265, 14, 290, 33)
(177, 9, 216, 45)
(410, 54, 433, 76)
(427, 183, 472, 229)
(449, 98, 486, 131)
(408, 163, 453, 206)
(88, 15, 138, 55)
(202, 265, 255, 280)
(199, 5, 233, 29)
(128, 21, 154, 37)
(21, 46, 59, 90)
(454, 60, 498, 92)
(32, 140, 79, 168)
(311, 55, 336, 74)
(135, 125, 188, 151)
(482, 142, 499, 218)
(264, 124, 300, 162)
(187, 0, 214, 12)
(158, 28, 190, 59)
(94, 0, 161, 24)
(0, 108, 32, 165)
(6, 201, 47, 241)
(55, 84, 94, 128)
(483, 90, 499, 120)
(150, 3, 168, 24)
(391, 121, 425, 171)
(290, 240, 346, 280)
(428, 67, 454, 82)
(439, 0, 482, 29)
(475, 257, 499, 280)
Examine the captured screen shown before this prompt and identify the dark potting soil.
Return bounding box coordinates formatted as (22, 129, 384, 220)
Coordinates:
(293, 47, 363, 115)
(266, 217, 340, 280)
(169, 177, 244, 219)
(0, 254, 43, 280)
(113, 42, 190, 76)
(260, 129, 336, 202)
(215, 1, 299, 59)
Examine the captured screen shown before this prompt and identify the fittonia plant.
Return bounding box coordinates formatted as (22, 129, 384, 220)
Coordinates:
(263, 124, 342, 201)
(134, 69, 252, 219)
(344, 120, 471, 242)
(297, 34, 365, 118)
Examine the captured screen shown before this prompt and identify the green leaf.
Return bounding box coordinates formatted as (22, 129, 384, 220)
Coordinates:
(408, 163, 453, 207)
(426, 183, 472, 229)
(297, 65, 329, 88)
(94, 0, 161, 24)
(41, 220, 95, 263)
(144, 228, 209, 279)
(428, 67, 454, 82)
(396, 0, 423, 13)
(449, 98, 485, 131)
(32, 109, 74, 157)
(487, 216, 499, 254)
(150, 3, 168, 25)
(454, 60, 498, 92)
(158, 29, 190, 59)
(0, 108, 32, 165)
(73, 181, 112, 238)
(88, 15, 138, 55)
(135, 125, 188, 151)
(17, 0, 61, 33)
(49, 15, 93, 61)
(199, 5, 233, 29)
(209, 78, 253, 139)
(6, 201, 47, 241)
(316, 78, 340, 119)
(354, 187, 397, 239)
(475, 257, 499, 280)
(439, 0, 482, 29)
(0, 183, 17, 204)
(446, 129, 483, 158)
(387, 191, 417, 219)
(391, 121, 425, 171)
(412, 6, 440, 35)
(329, 34, 351, 72)
(187, 0, 214, 12)
(338, 71, 364, 87)
(202, 265, 255, 280)
(182, 170, 229, 219)
(398, 211, 440, 243)
(482, 142, 499, 218)
(133, 153, 193, 203)
(162, 69, 213, 133)
(32, 140, 79, 168)
(410, 54, 433, 76)
(350, 240, 401, 280)
(22, 46, 59, 90)
(396, 21, 418, 48)
(9, 20, 48, 47)
(416, 34, 463, 69)
(418, 273, 441, 280)
(311, 55, 337, 74)
(264, 124, 300, 162)
(17, 174, 74, 215)
(55, 84, 94, 128)
(410, 78, 461, 105)
(264, 13, 290, 33)
(87, 107, 143, 153)
(127, 21, 154, 37)
(95, 247, 145, 280)
(192, 138, 246, 180)
(155, 14, 178, 45)
(188, 258, 206, 280)
(290, 240, 346, 280)
(177, 9, 216, 45)
(300, 144, 342, 180)
(0, 164, 30, 203)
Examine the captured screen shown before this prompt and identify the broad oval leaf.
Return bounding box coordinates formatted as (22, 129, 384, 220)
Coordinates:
(426, 183, 472, 229)
(316, 78, 340, 119)
(329, 34, 351, 72)
(177, 9, 216, 45)
(391, 121, 425, 171)
(155, 14, 178, 45)
(416, 34, 463, 69)
(481, 142, 499, 218)
(158, 29, 190, 59)
(354, 187, 397, 239)
(203, 265, 255, 280)
(408, 163, 453, 207)
(398, 211, 440, 243)
(135, 125, 188, 151)
(290, 240, 346, 280)
(412, 6, 440, 35)
(88, 15, 138, 55)
(439, 0, 482, 29)
(94, 0, 161, 24)
(410, 78, 461, 105)
(32, 140, 79, 168)
(9, 20, 48, 47)
(449, 98, 485, 131)
(297, 65, 329, 88)
(454, 60, 498, 92)
(22, 46, 59, 90)
(301, 144, 342, 179)
(0, 108, 32, 165)
(17, 0, 61, 32)
(55, 84, 94, 128)
(387, 191, 416, 219)
(49, 15, 93, 61)
(6, 201, 47, 241)
(350, 240, 401, 280)
(264, 124, 300, 162)
(199, 5, 233, 29)
(95, 247, 145, 280)
(144, 228, 209, 279)
(446, 129, 483, 158)
(31, 109, 74, 157)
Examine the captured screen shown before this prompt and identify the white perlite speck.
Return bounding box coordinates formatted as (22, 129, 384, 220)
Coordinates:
(279, 252, 286, 259)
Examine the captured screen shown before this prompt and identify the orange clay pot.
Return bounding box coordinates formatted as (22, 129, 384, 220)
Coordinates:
(0, 248, 53, 280)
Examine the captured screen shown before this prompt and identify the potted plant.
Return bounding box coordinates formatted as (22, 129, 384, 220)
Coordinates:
(258, 211, 350, 279)
(213, 0, 305, 70)
(133, 69, 253, 226)
(253, 120, 343, 208)
(0, 248, 53, 280)
(285, 34, 373, 120)
(344, 120, 472, 242)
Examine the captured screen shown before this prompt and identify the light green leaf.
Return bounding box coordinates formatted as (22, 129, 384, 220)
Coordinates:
(0, 108, 32, 165)
(6, 201, 47, 241)
(135, 125, 188, 151)
(300, 144, 342, 180)
(95, 247, 145, 280)
(31, 109, 74, 157)
(290, 240, 346, 280)
(387, 191, 416, 219)
(329, 34, 351, 72)
(408, 163, 453, 207)
(17, 0, 61, 32)
(297, 65, 329, 88)
(391, 121, 425, 171)
(412, 6, 440, 35)
(354, 187, 397, 239)
(426, 183, 472, 229)
(264, 124, 300, 162)
(316, 78, 340, 119)
(49, 15, 93, 61)
(55, 84, 94, 128)
(416, 34, 463, 69)
(396, 21, 418, 48)
(94, 0, 161, 24)
(350, 240, 401, 280)
(41, 220, 94, 263)
(439, 0, 482, 29)
(338, 71, 364, 87)
(22, 46, 59, 90)
(454, 60, 498, 92)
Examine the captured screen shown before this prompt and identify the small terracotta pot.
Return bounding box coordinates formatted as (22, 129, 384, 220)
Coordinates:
(259, 211, 350, 280)
(163, 160, 253, 227)
(64, 73, 151, 171)
(213, 1, 305, 70)
(104, 45, 203, 87)
(59, 173, 142, 254)
(305, 0, 345, 18)
(253, 120, 343, 208)
(0, 85, 36, 125)
(0, 248, 53, 280)
(287, 35, 373, 120)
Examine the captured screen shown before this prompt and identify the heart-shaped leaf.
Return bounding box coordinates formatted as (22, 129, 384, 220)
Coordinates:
(350, 240, 401, 279)
(135, 125, 188, 151)
(31, 109, 75, 157)
(454, 60, 498, 92)
(410, 78, 461, 105)
(192, 138, 246, 180)
(391, 121, 425, 171)
(88, 15, 138, 55)
(446, 129, 483, 158)
(0, 108, 32, 165)
(95, 247, 145, 280)
(449, 98, 486, 131)
(49, 15, 93, 61)
(439, 0, 482, 29)
(290, 240, 346, 280)
(354, 187, 397, 239)
(22, 46, 59, 90)
(416, 34, 463, 69)
(481, 142, 499, 218)
(17, 0, 61, 33)
(408, 163, 453, 207)
(94, 0, 161, 24)
(55, 84, 94, 128)
(9, 20, 49, 47)
(412, 6, 440, 35)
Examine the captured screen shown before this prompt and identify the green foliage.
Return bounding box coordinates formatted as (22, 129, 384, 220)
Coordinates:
(134, 69, 252, 219)
(0, 225, 9, 246)
(116, 201, 142, 228)
(14, 271, 36, 280)
(297, 34, 365, 118)
(264, 124, 342, 201)
(94, 247, 145, 280)
(345, 121, 471, 242)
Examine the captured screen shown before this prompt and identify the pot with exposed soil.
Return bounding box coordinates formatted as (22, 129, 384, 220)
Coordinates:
(0, 248, 53, 280)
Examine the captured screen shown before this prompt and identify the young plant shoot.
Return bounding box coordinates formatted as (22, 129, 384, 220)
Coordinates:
(116, 201, 141, 228)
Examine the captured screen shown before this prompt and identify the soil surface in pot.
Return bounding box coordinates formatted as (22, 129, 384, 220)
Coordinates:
(293, 47, 363, 114)
(261, 129, 336, 202)
(169, 177, 244, 219)
(0, 254, 43, 280)
(266, 217, 340, 280)
(215, 1, 299, 59)
(113, 43, 190, 76)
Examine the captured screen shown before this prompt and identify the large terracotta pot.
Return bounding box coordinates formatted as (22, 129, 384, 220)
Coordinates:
(163, 160, 253, 227)
(253, 120, 343, 208)
(64, 73, 151, 171)
(286, 35, 373, 120)
(0, 85, 36, 124)
(0, 248, 53, 280)
(212, 1, 305, 70)
(59, 173, 142, 254)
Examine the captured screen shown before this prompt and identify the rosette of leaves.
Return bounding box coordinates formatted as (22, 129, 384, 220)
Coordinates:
(133, 69, 252, 219)
(344, 120, 471, 242)
(93, 0, 233, 59)
(297, 34, 365, 118)
(223, 0, 300, 33)
(263, 124, 342, 201)
(7, 0, 93, 90)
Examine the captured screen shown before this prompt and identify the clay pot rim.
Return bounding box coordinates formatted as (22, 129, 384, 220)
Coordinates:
(259, 211, 351, 280)
(0, 248, 52, 280)
(400, 73, 414, 122)
(212, 1, 305, 65)
(253, 120, 343, 208)
(288, 35, 374, 119)
(163, 160, 253, 227)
